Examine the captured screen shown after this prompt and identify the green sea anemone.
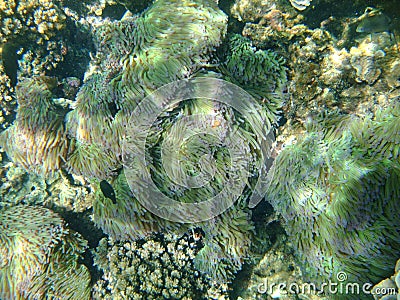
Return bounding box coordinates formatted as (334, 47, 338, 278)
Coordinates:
(0, 205, 91, 300)
(0, 77, 70, 175)
(266, 106, 400, 292)
(219, 34, 287, 128)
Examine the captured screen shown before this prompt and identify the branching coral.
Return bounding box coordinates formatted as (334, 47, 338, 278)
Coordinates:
(266, 104, 400, 289)
(0, 205, 91, 300)
(0, 0, 66, 44)
(0, 76, 70, 175)
(93, 234, 227, 299)
(0, 0, 69, 77)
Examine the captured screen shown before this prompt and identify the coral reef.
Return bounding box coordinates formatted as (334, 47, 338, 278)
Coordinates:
(8, 0, 400, 297)
(0, 163, 47, 206)
(235, 234, 325, 300)
(0, 0, 66, 44)
(93, 169, 255, 283)
(0, 0, 68, 77)
(0, 76, 71, 175)
(0, 63, 15, 130)
(64, 0, 228, 179)
(0, 160, 93, 212)
(93, 233, 229, 299)
(265, 103, 400, 289)
(235, 2, 400, 123)
(0, 205, 91, 300)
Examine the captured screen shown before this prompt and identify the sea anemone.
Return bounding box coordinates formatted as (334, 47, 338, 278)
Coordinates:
(266, 107, 400, 289)
(0, 205, 91, 300)
(0, 77, 70, 175)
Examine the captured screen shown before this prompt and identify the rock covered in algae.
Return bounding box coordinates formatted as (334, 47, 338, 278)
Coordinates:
(238, 3, 400, 125)
(93, 233, 229, 300)
(0, 205, 91, 300)
(265, 102, 400, 289)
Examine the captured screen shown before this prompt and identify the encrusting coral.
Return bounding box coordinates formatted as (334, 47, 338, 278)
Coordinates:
(0, 205, 91, 300)
(265, 102, 400, 291)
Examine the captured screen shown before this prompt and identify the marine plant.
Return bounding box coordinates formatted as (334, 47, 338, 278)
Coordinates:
(266, 103, 400, 292)
(0, 205, 91, 300)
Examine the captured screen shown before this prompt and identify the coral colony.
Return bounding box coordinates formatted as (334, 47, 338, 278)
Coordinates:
(0, 0, 399, 299)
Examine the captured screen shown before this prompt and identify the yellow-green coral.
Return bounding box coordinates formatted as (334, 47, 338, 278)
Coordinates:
(0, 205, 91, 300)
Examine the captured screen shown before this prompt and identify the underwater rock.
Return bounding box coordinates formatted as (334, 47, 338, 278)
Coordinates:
(350, 41, 385, 85)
